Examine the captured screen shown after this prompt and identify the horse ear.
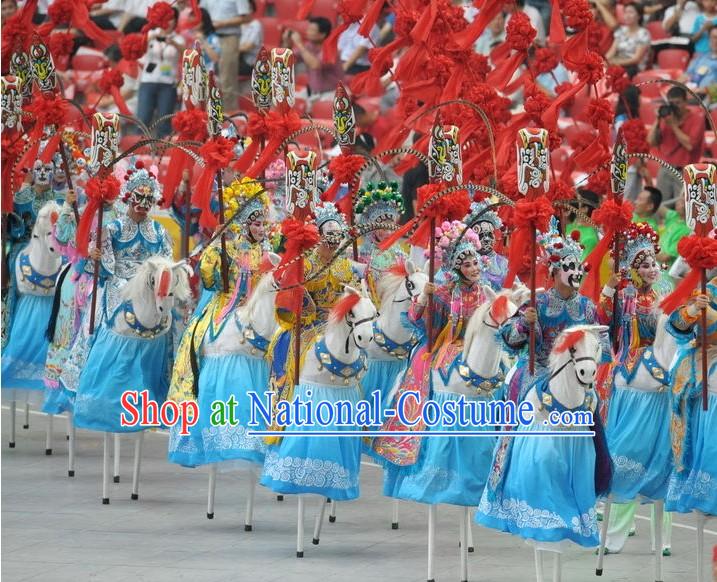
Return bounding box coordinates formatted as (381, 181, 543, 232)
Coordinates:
(360, 278, 369, 297)
(268, 252, 281, 267)
(344, 284, 360, 296)
(405, 258, 416, 275)
(590, 325, 609, 334)
(482, 285, 496, 301)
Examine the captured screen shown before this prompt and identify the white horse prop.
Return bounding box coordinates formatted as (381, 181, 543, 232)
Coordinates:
(168, 254, 281, 530)
(596, 313, 680, 582)
(2, 201, 64, 452)
(259, 282, 378, 558)
(71, 255, 191, 504)
(477, 324, 610, 582)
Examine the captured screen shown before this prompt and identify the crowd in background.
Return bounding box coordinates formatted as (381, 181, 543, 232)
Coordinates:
(2, 0, 716, 270)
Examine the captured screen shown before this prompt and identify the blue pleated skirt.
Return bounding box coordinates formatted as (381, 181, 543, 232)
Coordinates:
(42, 385, 74, 415)
(168, 352, 269, 467)
(383, 390, 498, 506)
(666, 392, 717, 516)
(73, 326, 169, 432)
(260, 382, 363, 500)
(1, 293, 54, 391)
(606, 386, 672, 503)
(476, 422, 599, 547)
(361, 358, 406, 420)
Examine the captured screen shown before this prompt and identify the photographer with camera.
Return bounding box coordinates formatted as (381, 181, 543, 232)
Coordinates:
(647, 85, 705, 201)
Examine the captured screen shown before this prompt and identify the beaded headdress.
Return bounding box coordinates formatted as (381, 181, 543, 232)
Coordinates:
(619, 222, 660, 272)
(537, 217, 584, 271)
(433, 220, 481, 271)
(466, 198, 502, 230)
(224, 176, 270, 236)
(121, 159, 162, 209)
(314, 201, 348, 232)
(355, 181, 404, 226)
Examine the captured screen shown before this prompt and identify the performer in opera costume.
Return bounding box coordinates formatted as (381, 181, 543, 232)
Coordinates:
(501, 218, 611, 403)
(267, 201, 362, 403)
(167, 178, 273, 466)
(599, 222, 674, 554)
(68, 161, 175, 430)
(665, 280, 717, 517)
(468, 198, 509, 292)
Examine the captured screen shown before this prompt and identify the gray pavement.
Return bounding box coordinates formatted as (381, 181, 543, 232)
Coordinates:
(1, 406, 714, 582)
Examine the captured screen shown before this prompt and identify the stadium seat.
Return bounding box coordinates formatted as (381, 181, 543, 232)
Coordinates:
(259, 17, 283, 47)
(71, 51, 109, 71)
(646, 21, 669, 41)
(657, 48, 690, 70)
(308, 0, 338, 22)
(310, 99, 334, 118)
(639, 98, 658, 125)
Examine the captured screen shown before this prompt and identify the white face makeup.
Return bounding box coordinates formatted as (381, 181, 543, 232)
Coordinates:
(32, 160, 54, 187)
(476, 221, 495, 255)
(320, 220, 344, 248)
(636, 253, 660, 286)
(558, 254, 584, 289)
(458, 255, 481, 282)
(130, 184, 155, 215)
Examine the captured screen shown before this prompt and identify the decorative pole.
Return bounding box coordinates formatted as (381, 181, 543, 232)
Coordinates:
(29, 38, 80, 223)
(332, 82, 358, 260)
(87, 112, 120, 335)
(206, 72, 229, 293)
(426, 115, 462, 352)
(609, 135, 628, 348)
(516, 128, 550, 375)
(178, 44, 208, 259)
(683, 163, 717, 411)
(285, 150, 318, 388)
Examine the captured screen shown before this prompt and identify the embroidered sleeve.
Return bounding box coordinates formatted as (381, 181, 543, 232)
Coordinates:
(96, 223, 116, 279)
(597, 287, 615, 323)
(199, 243, 221, 291)
(669, 306, 700, 335)
(54, 202, 77, 245)
(159, 224, 174, 259)
(500, 308, 531, 353)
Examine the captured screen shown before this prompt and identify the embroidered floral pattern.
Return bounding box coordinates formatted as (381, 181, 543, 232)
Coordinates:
(478, 496, 568, 530)
(668, 469, 717, 506)
(263, 450, 358, 492)
(201, 424, 266, 455)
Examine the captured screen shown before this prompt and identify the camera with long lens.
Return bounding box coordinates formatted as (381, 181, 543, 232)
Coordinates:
(658, 103, 679, 118)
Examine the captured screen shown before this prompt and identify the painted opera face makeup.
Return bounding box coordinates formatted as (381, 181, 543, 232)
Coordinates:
(32, 159, 54, 188)
(130, 184, 155, 216)
(248, 217, 266, 242)
(458, 255, 481, 283)
(558, 254, 584, 289)
(636, 253, 660, 286)
(320, 220, 344, 248)
(476, 221, 495, 255)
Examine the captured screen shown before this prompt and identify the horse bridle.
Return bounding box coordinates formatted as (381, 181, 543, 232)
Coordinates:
(549, 346, 597, 387)
(392, 275, 421, 304)
(344, 308, 378, 353)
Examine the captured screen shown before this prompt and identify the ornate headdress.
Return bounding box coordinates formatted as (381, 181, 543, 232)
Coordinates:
(467, 198, 502, 230)
(618, 222, 660, 272)
(354, 181, 403, 226)
(432, 220, 481, 272)
(537, 217, 584, 271)
(121, 160, 162, 210)
(224, 176, 270, 236)
(314, 201, 348, 232)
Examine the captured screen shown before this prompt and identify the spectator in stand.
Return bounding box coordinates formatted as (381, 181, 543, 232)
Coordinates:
(188, 9, 221, 73)
(567, 189, 600, 260)
(683, 26, 717, 91)
(588, 0, 618, 55)
(692, 0, 717, 54)
(238, 0, 262, 75)
(283, 17, 343, 97)
(204, 0, 252, 111)
(1, 0, 17, 22)
(633, 186, 663, 232)
(663, 0, 702, 38)
(474, 12, 506, 55)
(657, 195, 691, 264)
(136, 7, 185, 138)
(647, 85, 706, 200)
(338, 21, 380, 75)
(606, 3, 652, 77)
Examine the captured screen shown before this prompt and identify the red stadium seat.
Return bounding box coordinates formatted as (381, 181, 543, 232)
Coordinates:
(273, 0, 298, 19)
(309, 0, 338, 22)
(71, 51, 109, 71)
(657, 48, 690, 70)
(646, 21, 669, 41)
(310, 99, 334, 118)
(259, 17, 283, 48)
